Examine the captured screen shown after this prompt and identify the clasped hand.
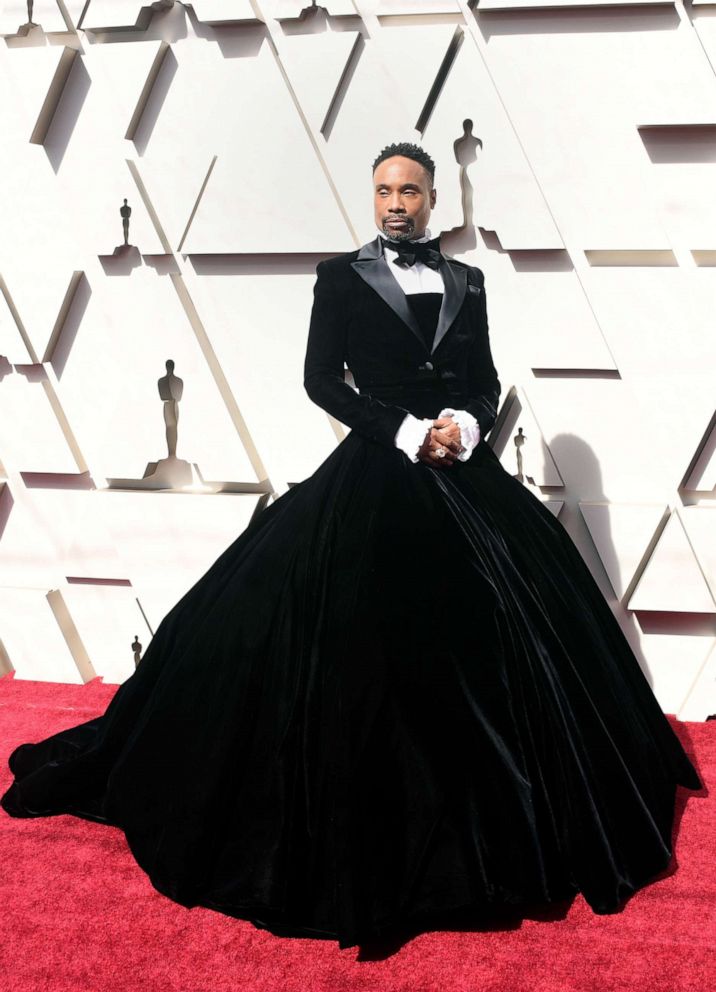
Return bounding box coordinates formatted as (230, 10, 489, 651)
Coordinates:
(417, 415, 463, 468)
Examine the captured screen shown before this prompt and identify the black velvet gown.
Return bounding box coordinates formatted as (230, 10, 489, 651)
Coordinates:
(1, 291, 702, 950)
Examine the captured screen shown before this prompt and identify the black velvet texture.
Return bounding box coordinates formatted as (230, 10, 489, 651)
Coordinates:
(406, 292, 443, 352)
(1, 239, 702, 950)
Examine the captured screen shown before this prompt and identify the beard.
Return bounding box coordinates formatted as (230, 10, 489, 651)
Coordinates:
(381, 217, 416, 241)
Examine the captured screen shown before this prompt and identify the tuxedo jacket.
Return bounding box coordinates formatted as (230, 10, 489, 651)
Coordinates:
(303, 234, 501, 451)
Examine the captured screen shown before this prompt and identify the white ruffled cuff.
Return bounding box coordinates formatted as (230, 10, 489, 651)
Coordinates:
(394, 413, 434, 463)
(438, 408, 480, 461)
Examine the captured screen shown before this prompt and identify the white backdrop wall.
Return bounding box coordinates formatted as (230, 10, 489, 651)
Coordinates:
(0, 0, 714, 718)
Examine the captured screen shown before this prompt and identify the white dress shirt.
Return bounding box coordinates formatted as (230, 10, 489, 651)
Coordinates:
(376, 226, 481, 463)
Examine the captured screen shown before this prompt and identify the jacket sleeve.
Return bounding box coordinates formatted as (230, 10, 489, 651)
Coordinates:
(303, 260, 413, 447)
(463, 272, 501, 439)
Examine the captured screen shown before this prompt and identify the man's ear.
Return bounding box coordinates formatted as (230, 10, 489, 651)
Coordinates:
(431, 188, 437, 207)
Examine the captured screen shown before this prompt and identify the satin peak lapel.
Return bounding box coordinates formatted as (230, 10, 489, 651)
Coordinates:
(433, 259, 467, 354)
(350, 237, 424, 350)
(350, 236, 467, 355)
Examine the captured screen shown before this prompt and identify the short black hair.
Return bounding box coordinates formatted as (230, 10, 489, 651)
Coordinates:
(372, 142, 435, 186)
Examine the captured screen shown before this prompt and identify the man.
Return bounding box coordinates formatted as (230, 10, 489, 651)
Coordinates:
(2, 144, 701, 954)
(303, 142, 501, 470)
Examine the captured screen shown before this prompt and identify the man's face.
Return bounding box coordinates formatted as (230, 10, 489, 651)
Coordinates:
(373, 155, 436, 241)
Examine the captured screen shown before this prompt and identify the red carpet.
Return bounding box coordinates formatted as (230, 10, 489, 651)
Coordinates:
(1, 671, 714, 992)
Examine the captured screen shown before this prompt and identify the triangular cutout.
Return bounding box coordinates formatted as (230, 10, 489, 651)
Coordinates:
(628, 509, 715, 613)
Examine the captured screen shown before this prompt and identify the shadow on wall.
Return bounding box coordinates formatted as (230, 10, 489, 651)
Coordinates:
(472, 3, 680, 43)
(43, 55, 91, 174)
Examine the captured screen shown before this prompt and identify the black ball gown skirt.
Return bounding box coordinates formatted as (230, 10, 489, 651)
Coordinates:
(1, 423, 702, 950)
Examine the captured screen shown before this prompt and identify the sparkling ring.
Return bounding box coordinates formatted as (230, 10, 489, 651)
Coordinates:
(435, 446, 447, 458)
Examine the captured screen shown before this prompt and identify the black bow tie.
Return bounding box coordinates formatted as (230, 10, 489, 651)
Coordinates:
(380, 235, 443, 270)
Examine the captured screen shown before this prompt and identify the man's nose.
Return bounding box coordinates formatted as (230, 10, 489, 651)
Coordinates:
(385, 189, 405, 213)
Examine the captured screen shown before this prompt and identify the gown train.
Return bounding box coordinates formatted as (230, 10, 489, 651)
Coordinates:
(1, 425, 702, 949)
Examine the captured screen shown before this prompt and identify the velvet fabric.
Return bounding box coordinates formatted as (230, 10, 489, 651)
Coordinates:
(303, 236, 501, 447)
(1, 238, 702, 950)
(405, 292, 443, 352)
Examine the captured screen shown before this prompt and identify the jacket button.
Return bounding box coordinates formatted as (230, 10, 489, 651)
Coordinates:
(419, 361, 434, 371)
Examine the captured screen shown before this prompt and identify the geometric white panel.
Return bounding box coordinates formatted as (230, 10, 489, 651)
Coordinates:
(628, 510, 716, 613)
(679, 506, 716, 605)
(640, 632, 715, 720)
(46, 587, 97, 682)
(188, 1, 259, 23)
(60, 0, 86, 25)
(0, 43, 167, 361)
(0, 294, 33, 363)
(81, 1, 171, 31)
(679, 640, 716, 723)
(275, 28, 361, 136)
(62, 41, 169, 252)
(542, 499, 564, 519)
(492, 386, 565, 487)
(479, 11, 716, 249)
(526, 375, 681, 503)
(0, 1, 67, 34)
(683, 417, 716, 492)
(141, 36, 353, 253)
(691, 12, 716, 103)
(185, 154, 351, 253)
(54, 582, 147, 686)
(423, 30, 563, 250)
(575, 268, 716, 498)
(500, 268, 615, 371)
(182, 267, 343, 489)
(271, 1, 357, 15)
(579, 501, 667, 601)
(478, 0, 672, 8)
(0, 487, 66, 589)
(372, 1, 460, 12)
(0, 587, 82, 683)
(2, 45, 68, 142)
(0, 366, 81, 474)
(55, 267, 257, 484)
(0, 486, 124, 589)
(96, 489, 264, 629)
(640, 128, 716, 250)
